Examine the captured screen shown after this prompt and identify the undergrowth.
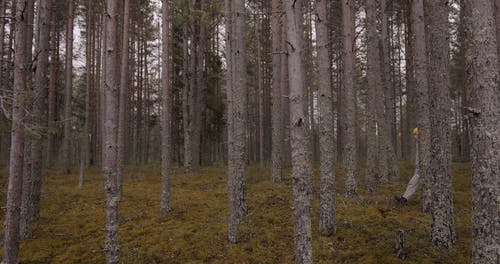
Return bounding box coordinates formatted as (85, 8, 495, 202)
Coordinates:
(0, 162, 472, 263)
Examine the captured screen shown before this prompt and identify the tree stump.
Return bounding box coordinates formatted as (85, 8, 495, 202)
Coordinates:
(395, 229, 406, 259)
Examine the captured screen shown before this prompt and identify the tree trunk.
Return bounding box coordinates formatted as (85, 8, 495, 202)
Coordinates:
(315, 0, 336, 235)
(160, 0, 172, 214)
(117, 0, 130, 196)
(404, 1, 416, 162)
(182, 27, 192, 170)
(81, 0, 93, 187)
(23, 0, 52, 239)
(62, 0, 74, 174)
(103, 0, 120, 262)
(270, 0, 283, 182)
(496, 0, 500, 64)
(364, 0, 381, 190)
(20, 0, 34, 240)
(3, 0, 30, 262)
(380, 0, 399, 182)
(47, 6, 57, 167)
(285, 0, 313, 262)
(410, 0, 431, 213)
(465, 1, 500, 263)
(341, 0, 357, 197)
(192, 0, 205, 171)
(425, 0, 455, 249)
(226, 0, 248, 244)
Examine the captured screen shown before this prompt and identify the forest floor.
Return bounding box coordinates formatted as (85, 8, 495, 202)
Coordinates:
(0, 161, 472, 263)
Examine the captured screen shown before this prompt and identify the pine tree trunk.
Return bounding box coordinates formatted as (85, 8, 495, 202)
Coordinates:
(192, 0, 205, 171)
(496, 0, 500, 65)
(20, 0, 35, 240)
(380, 0, 399, 182)
(62, 0, 74, 174)
(284, 0, 313, 262)
(226, 0, 248, 244)
(160, 0, 172, 214)
(365, 0, 381, 190)
(341, 0, 357, 197)
(410, 0, 431, 213)
(3, 0, 30, 262)
(0, 0, 5, 103)
(103, 0, 120, 262)
(404, 1, 416, 162)
(81, 0, 93, 187)
(425, 0, 455, 249)
(465, 1, 500, 262)
(315, 0, 336, 235)
(270, 0, 283, 182)
(117, 0, 130, 195)
(23, 0, 52, 239)
(47, 7, 57, 166)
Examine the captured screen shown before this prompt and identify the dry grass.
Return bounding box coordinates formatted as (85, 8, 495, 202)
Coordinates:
(0, 162, 471, 263)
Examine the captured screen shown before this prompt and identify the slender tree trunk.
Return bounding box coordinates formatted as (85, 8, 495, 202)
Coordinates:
(315, 0, 336, 235)
(81, 0, 93, 187)
(341, 0, 357, 197)
(62, 0, 74, 174)
(117, 0, 130, 195)
(256, 16, 264, 170)
(47, 6, 57, 166)
(0, 0, 5, 101)
(103, 0, 120, 262)
(23, 0, 52, 238)
(380, 0, 399, 182)
(226, 0, 247, 244)
(3, 0, 30, 262)
(411, 0, 431, 212)
(496, 0, 500, 64)
(364, 0, 381, 190)
(404, 1, 416, 162)
(424, 0, 455, 249)
(20, 0, 34, 240)
(182, 27, 192, 170)
(270, 0, 283, 182)
(285, 0, 313, 262)
(192, 0, 205, 171)
(160, 0, 172, 214)
(465, 1, 500, 263)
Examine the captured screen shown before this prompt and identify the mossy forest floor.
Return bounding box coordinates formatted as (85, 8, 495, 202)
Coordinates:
(0, 162, 472, 263)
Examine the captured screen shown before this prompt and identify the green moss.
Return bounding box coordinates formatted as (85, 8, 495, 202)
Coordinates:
(0, 162, 472, 263)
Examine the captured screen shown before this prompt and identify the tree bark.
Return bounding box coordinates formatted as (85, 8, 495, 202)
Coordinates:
(103, 0, 120, 262)
(270, 0, 283, 182)
(465, 1, 500, 262)
(410, 0, 431, 212)
(20, 0, 35, 240)
(81, 0, 93, 187)
(117, 0, 130, 196)
(315, 0, 336, 235)
(62, 0, 74, 174)
(341, 0, 357, 197)
(364, 0, 381, 190)
(496, 0, 500, 64)
(3, 0, 30, 262)
(226, 0, 248, 244)
(23, 0, 52, 239)
(379, 0, 399, 182)
(285, 0, 313, 262)
(47, 6, 57, 167)
(160, 0, 172, 214)
(192, 0, 205, 171)
(424, 0, 455, 249)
